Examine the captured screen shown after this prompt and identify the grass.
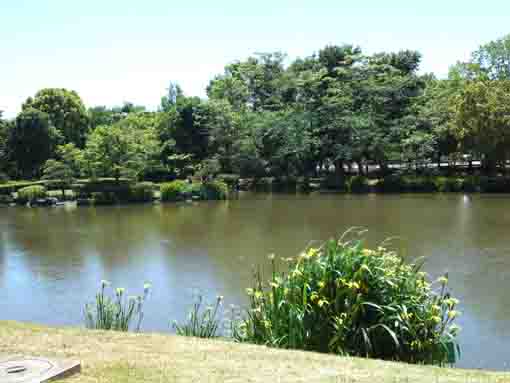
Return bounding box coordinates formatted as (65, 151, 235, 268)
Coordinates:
(0, 321, 508, 383)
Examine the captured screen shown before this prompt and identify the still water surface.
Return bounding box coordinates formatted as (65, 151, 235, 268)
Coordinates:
(1, 193, 510, 370)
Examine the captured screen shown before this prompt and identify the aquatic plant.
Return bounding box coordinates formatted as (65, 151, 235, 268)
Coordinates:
(239, 229, 461, 366)
(84, 281, 151, 332)
(173, 295, 223, 338)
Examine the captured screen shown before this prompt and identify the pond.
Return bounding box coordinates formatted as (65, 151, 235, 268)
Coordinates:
(1, 192, 509, 370)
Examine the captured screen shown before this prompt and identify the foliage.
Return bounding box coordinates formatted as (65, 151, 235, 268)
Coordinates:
(200, 180, 228, 200)
(239, 231, 461, 366)
(17, 185, 47, 204)
(160, 180, 189, 201)
(347, 176, 370, 193)
(435, 177, 463, 192)
(173, 295, 224, 338)
(9, 108, 60, 178)
(83, 122, 160, 181)
(91, 191, 117, 205)
(84, 280, 151, 332)
(23, 88, 89, 147)
(129, 182, 155, 203)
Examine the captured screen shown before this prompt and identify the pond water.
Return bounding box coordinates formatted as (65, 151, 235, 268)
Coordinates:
(1, 193, 510, 370)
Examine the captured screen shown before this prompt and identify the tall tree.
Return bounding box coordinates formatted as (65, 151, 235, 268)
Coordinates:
(9, 108, 60, 178)
(473, 34, 510, 80)
(23, 88, 89, 147)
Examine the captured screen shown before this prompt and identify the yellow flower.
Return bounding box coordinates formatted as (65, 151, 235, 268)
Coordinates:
(283, 288, 289, 296)
(445, 298, 460, 308)
(246, 288, 254, 296)
(431, 315, 442, 324)
(116, 287, 125, 295)
(438, 276, 448, 285)
(263, 320, 271, 329)
(318, 281, 326, 289)
(307, 248, 319, 258)
(254, 291, 263, 300)
(310, 292, 319, 302)
(317, 299, 329, 308)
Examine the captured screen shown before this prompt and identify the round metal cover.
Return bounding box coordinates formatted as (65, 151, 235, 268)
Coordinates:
(0, 355, 80, 383)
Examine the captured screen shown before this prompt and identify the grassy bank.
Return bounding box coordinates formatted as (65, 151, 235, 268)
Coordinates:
(1, 321, 507, 383)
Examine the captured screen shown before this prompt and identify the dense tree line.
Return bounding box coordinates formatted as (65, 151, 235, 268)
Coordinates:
(2, 34, 510, 185)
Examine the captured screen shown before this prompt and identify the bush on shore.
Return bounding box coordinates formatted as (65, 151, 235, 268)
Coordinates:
(17, 185, 47, 204)
(238, 230, 461, 366)
(128, 182, 155, 203)
(201, 180, 228, 200)
(161, 180, 189, 201)
(347, 176, 370, 193)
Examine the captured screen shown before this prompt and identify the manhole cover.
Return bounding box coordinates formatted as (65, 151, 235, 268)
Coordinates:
(0, 355, 80, 383)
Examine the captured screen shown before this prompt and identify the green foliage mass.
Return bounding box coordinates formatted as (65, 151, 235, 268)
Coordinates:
(160, 180, 189, 201)
(17, 185, 47, 204)
(5, 34, 510, 186)
(238, 231, 461, 366)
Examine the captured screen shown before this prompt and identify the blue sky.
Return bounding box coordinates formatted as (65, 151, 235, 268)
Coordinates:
(1, 0, 509, 118)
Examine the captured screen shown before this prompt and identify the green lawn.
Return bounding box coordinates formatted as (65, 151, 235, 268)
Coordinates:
(0, 321, 507, 383)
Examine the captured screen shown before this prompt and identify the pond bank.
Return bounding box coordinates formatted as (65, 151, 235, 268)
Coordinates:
(1, 321, 507, 383)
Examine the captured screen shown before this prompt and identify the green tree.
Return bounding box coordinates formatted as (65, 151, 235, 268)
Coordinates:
(42, 159, 75, 198)
(83, 122, 160, 181)
(23, 88, 89, 147)
(472, 34, 510, 80)
(450, 78, 510, 173)
(9, 108, 60, 178)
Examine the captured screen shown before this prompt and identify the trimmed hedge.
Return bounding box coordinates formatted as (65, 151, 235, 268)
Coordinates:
(17, 185, 47, 204)
(161, 180, 189, 202)
(128, 182, 155, 203)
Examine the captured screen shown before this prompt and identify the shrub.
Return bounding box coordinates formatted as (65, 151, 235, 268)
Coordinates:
(201, 180, 228, 200)
(91, 192, 117, 205)
(238, 230, 461, 366)
(403, 176, 438, 192)
(320, 174, 347, 191)
(129, 182, 154, 203)
(161, 180, 189, 201)
(477, 176, 510, 193)
(376, 175, 404, 193)
(73, 179, 132, 201)
(347, 176, 370, 193)
(17, 185, 47, 204)
(173, 295, 224, 338)
(84, 281, 151, 332)
(435, 177, 463, 192)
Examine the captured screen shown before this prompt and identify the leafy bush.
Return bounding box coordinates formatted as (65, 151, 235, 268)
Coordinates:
(320, 174, 347, 191)
(347, 176, 370, 193)
(17, 185, 47, 204)
(173, 295, 224, 338)
(238, 230, 461, 366)
(435, 177, 463, 192)
(200, 180, 228, 200)
(84, 281, 151, 332)
(477, 176, 510, 193)
(129, 182, 154, 203)
(73, 179, 132, 201)
(376, 175, 403, 193)
(161, 180, 189, 201)
(403, 176, 438, 192)
(91, 192, 117, 205)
